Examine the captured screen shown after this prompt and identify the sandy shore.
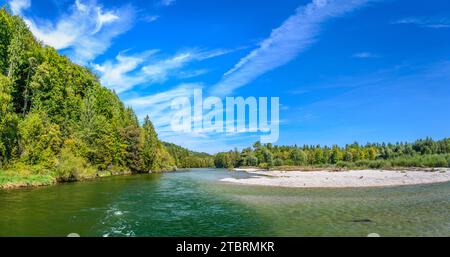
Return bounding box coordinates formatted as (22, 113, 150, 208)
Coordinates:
(221, 168, 450, 188)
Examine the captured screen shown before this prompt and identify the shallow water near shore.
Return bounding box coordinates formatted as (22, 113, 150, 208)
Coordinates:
(0, 168, 449, 236)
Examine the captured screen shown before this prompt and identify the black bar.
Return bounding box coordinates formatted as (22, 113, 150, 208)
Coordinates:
(0, 237, 447, 256)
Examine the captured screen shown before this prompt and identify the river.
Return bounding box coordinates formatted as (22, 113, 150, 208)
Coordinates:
(0, 168, 449, 236)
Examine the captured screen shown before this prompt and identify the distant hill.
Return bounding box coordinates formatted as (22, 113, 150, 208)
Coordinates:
(163, 142, 214, 168)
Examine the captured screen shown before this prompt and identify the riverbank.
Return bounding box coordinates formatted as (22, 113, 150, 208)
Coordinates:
(0, 167, 176, 190)
(0, 174, 56, 189)
(221, 168, 450, 188)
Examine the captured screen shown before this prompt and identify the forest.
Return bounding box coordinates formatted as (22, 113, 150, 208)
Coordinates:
(163, 142, 214, 168)
(214, 138, 450, 170)
(0, 8, 211, 188)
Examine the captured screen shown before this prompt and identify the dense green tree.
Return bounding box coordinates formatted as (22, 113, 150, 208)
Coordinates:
(0, 7, 13, 75)
(245, 155, 259, 166)
(330, 145, 343, 164)
(273, 158, 283, 166)
(0, 74, 17, 166)
(141, 116, 175, 172)
(18, 111, 62, 168)
(292, 149, 307, 165)
(214, 152, 234, 169)
(343, 151, 353, 162)
(141, 116, 159, 171)
(120, 109, 144, 172)
(7, 15, 41, 114)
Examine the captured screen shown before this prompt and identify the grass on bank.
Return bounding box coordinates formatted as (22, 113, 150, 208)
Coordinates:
(0, 149, 121, 189)
(0, 173, 55, 189)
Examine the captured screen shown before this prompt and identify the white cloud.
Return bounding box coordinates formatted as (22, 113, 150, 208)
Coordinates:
(93, 8, 119, 34)
(9, 0, 135, 64)
(9, 0, 30, 15)
(125, 83, 200, 128)
(94, 48, 235, 93)
(176, 69, 209, 79)
(352, 52, 378, 58)
(141, 52, 194, 81)
(211, 0, 372, 95)
(392, 17, 450, 29)
(159, 0, 175, 7)
(143, 15, 159, 23)
(92, 50, 159, 93)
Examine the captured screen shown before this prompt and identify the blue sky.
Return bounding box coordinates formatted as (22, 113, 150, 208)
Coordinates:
(3, 0, 450, 153)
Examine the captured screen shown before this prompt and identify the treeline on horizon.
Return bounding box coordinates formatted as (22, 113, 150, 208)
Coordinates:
(163, 142, 214, 168)
(214, 138, 450, 169)
(0, 8, 211, 187)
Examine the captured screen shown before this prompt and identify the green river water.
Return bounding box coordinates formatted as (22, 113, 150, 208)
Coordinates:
(0, 168, 449, 236)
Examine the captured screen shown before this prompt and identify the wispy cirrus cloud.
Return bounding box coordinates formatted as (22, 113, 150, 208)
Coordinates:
(159, 0, 175, 7)
(124, 83, 200, 129)
(94, 48, 234, 93)
(92, 50, 158, 93)
(143, 15, 160, 23)
(9, 0, 135, 64)
(352, 52, 379, 58)
(210, 0, 373, 96)
(392, 16, 450, 29)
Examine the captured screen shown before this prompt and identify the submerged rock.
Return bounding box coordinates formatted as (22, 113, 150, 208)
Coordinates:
(351, 219, 373, 223)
